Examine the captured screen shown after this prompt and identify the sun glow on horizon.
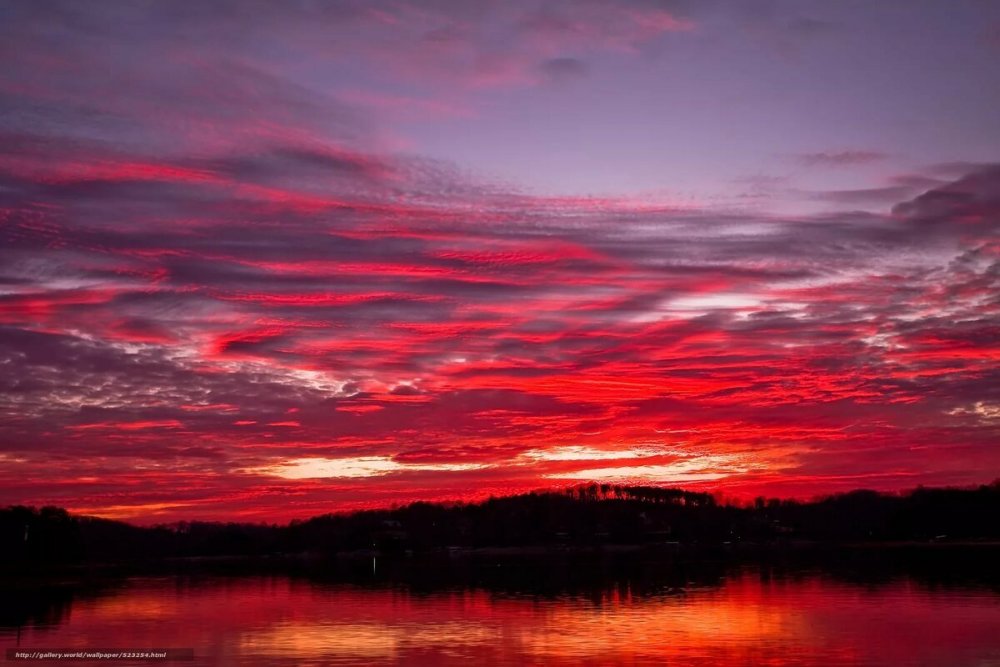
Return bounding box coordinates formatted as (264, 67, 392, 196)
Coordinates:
(250, 456, 487, 479)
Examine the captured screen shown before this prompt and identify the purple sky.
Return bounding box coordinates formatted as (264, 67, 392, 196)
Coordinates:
(6, 1, 999, 208)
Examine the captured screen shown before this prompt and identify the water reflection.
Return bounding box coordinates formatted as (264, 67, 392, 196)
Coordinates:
(3, 557, 1000, 666)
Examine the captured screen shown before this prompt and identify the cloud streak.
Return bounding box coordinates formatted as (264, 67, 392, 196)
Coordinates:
(794, 151, 888, 167)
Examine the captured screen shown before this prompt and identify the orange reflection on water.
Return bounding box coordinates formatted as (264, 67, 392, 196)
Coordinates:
(5, 572, 1000, 666)
(222, 580, 811, 665)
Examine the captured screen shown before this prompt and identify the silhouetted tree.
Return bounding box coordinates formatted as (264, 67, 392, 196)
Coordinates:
(3, 482, 998, 566)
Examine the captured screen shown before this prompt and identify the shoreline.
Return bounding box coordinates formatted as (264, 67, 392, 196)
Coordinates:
(3, 539, 999, 584)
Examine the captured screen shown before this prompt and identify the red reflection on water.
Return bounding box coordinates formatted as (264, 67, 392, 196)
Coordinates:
(4, 574, 1000, 666)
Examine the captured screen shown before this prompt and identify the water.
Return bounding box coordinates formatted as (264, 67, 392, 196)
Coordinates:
(3, 559, 999, 666)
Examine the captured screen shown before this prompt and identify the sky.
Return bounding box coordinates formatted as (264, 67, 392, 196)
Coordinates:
(1, 0, 998, 522)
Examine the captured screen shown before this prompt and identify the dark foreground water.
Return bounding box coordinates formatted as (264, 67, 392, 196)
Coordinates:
(3, 553, 1000, 666)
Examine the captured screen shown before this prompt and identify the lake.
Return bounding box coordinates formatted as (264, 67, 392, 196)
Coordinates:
(3, 553, 1000, 666)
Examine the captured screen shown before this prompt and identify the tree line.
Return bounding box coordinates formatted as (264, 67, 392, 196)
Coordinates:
(2, 482, 998, 566)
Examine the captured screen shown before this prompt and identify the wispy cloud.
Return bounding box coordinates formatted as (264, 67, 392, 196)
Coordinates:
(793, 151, 888, 167)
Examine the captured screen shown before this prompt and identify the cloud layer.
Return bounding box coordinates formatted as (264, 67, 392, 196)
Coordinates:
(0, 0, 998, 521)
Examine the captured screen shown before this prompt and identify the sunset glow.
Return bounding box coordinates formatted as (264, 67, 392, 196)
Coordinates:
(9, 575, 1000, 666)
(1, 1, 998, 521)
